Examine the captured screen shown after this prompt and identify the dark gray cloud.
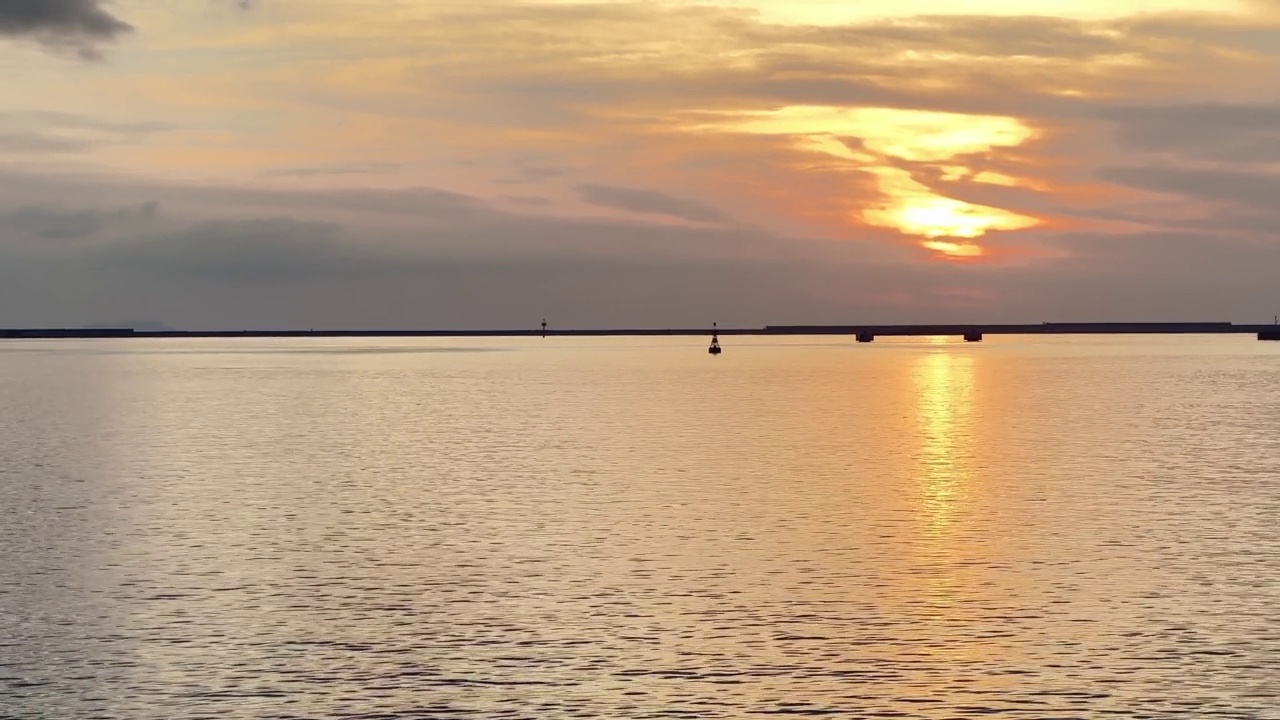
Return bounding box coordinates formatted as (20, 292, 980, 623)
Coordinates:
(576, 184, 727, 223)
(11, 225, 1278, 330)
(0, 201, 156, 239)
(0, 0, 132, 57)
(147, 183, 494, 226)
(0, 132, 94, 154)
(0, 169, 897, 328)
(0, 0, 130, 36)
(99, 218, 380, 282)
(1102, 103, 1280, 163)
(1032, 231, 1280, 320)
(2, 167, 1280, 330)
(1098, 165, 1280, 213)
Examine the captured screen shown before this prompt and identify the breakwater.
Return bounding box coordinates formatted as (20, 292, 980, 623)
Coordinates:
(5, 322, 1280, 340)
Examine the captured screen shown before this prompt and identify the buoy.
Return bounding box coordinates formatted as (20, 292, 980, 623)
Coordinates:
(708, 322, 722, 355)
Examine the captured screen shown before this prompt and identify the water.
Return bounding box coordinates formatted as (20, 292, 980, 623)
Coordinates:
(3, 335, 1280, 718)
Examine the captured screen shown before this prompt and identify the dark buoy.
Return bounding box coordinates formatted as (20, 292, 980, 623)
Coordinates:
(708, 322, 722, 355)
(541, 319, 547, 338)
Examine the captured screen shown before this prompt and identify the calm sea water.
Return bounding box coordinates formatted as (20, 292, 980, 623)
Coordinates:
(3, 335, 1280, 719)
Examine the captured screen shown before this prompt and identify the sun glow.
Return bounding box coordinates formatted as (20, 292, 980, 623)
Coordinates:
(921, 240, 985, 259)
(865, 167, 1038, 242)
(711, 105, 1033, 162)
(699, 105, 1041, 249)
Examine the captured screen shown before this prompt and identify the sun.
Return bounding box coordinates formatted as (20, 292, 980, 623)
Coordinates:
(921, 240, 985, 259)
(865, 167, 1038, 245)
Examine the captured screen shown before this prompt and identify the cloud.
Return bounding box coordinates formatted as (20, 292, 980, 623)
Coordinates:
(0, 201, 157, 239)
(575, 184, 727, 223)
(1098, 165, 1280, 215)
(0, 168, 903, 328)
(500, 195, 554, 207)
(1101, 102, 1280, 163)
(762, 14, 1131, 62)
(0, 0, 132, 57)
(0, 132, 94, 154)
(2, 168, 1280, 331)
(194, 1, 1279, 257)
(258, 163, 402, 179)
(0, 112, 171, 156)
(363, 5, 1275, 128)
(0, 111, 167, 135)
(495, 165, 567, 185)
(6, 1, 1280, 327)
(98, 217, 375, 281)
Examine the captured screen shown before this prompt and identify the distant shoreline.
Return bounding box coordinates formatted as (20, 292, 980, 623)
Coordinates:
(4, 322, 1280, 340)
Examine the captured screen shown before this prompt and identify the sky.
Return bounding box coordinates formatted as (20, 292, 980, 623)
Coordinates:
(2, 0, 1280, 329)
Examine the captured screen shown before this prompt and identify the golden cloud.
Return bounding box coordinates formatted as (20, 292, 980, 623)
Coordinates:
(691, 105, 1042, 252)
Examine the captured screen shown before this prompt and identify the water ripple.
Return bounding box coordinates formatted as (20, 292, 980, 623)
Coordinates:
(2, 336, 1279, 718)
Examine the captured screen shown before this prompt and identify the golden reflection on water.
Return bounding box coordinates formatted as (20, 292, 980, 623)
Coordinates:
(909, 346, 985, 657)
(912, 348, 977, 541)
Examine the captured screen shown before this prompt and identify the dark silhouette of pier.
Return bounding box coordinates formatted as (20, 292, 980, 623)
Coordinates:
(4, 322, 1280, 341)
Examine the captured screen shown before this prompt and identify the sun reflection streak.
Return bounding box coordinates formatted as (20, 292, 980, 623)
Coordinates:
(912, 349, 977, 540)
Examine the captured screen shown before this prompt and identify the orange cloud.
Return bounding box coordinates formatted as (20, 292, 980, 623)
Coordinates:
(691, 105, 1042, 250)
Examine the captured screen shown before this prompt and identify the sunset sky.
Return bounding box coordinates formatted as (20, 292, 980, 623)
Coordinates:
(3, 0, 1280, 328)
